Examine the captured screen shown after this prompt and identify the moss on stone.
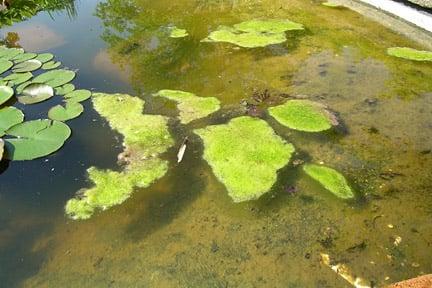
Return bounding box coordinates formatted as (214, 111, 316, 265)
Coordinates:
(202, 19, 304, 48)
(155, 89, 220, 124)
(303, 164, 354, 199)
(387, 47, 432, 62)
(65, 93, 173, 220)
(194, 116, 295, 202)
(268, 100, 337, 132)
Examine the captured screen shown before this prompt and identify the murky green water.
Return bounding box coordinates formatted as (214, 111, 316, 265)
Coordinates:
(1, 0, 432, 287)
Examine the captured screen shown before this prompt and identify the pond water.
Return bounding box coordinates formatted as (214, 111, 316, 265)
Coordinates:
(1, 0, 432, 287)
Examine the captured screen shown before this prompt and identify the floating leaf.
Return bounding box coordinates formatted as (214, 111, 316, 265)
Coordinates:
(303, 164, 354, 199)
(155, 89, 220, 124)
(64, 89, 91, 103)
(233, 19, 304, 33)
(0, 107, 24, 136)
(12, 59, 42, 73)
(387, 47, 432, 62)
(32, 69, 75, 87)
(195, 116, 295, 202)
(3, 72, 33, 86)
(55, 83, 75, 95)
(169, 27, 188, 38)
(16, 81, 31, 94)
(12, 52, 37, 63)
(42, 60, 61, 70)
(4, 119, 71, 160)
(18, 83, 54, 104)
(48, 102, 84, 121)
(0, 85, 14, 105)
(268, 100, 338, 132)
(34, 53, 54, 63)
(0, 47, 24, 60)
(0, 138, 3, 160)
(322, 2, 343, 7)
(0, 60, 13, 74)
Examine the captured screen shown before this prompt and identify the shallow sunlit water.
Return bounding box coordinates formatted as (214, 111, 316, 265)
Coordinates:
(0, 0, 431, 287)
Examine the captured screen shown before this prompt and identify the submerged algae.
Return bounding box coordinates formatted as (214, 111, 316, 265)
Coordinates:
(65, 93, 173, 220)
(155, 89, 220, 124)
(269, 100, 337, 132)
(194, 116, 294, 202)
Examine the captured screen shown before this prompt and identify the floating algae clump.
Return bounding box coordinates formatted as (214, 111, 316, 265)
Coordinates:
(169, 26, 189, 38)
(194, 116, 295, 202)
(155, 89, 220, 124)
(202, 19, 304, 48)
(65, 93, 173, 220)
(268, 100, 338, 132)
(303, 164, 354, 199)
(387, 47, 432, 62)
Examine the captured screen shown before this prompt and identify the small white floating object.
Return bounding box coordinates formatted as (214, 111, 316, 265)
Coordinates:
(177, 137, 188, 163)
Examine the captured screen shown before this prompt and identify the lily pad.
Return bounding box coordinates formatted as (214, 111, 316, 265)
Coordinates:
(18, 83, 54, 104)
(3, 72, 33, 86)
(55, 83, 75, 95)
(12, 59, 42, 73)
(303, 164, 354, 199)
(0, 107, 24, 136)
(169, 27, 189, 38)
(32, 69, 75, 88)
(12, 52, 37, 63)
(269, 100, 338, 132)
(34, 53, 54, 63)
(65, 93, 174, 220)
(4, 119, 71, 160)
(0, 60, 13, 74)
(48, 102, 84, 121)
(155, 89, 220, 124)
(387, 47, 432, 62)
(194, 116, 295, 202)
(42, 60, 62, 70)
(203, 19, 304, 48)
(16, 81, 31, 94)
(64, 89, 92, 103)
(0, 85, 14, 105)
(0, 47, 24, 60)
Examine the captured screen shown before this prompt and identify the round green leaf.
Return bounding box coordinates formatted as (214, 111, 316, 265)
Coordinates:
(16, 81, 31, 94)
(32, 69, 75, 88)
(0, 106, 24, 136)
(55, 83, 75, 95)
(18, 83, 54, 104)
(4, 119, 71, 160)
(12, 59, 42, 73)
(0, 60, 13, 75)
(0, 85, 14, 105)
(42, 60, 61, 70)
(34, 53, 54, 63)
(12, 52, 37, 63)
(0, 47, 24, 60)
(64, 89, 91, 103)
(48, 102, 84, 121)
(3, 72, 33, 86)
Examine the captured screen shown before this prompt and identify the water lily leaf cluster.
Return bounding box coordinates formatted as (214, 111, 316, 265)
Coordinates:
(65, 93, 174, 220)
(155, 89, 220, 124)
(269, 100, 338, 132)
(202, 19, 304, 48)
(387, 47, 432, 62)
(195, 116, 295, 202)
(303, 164, 354, 199)
(0, 45, 90, 161)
